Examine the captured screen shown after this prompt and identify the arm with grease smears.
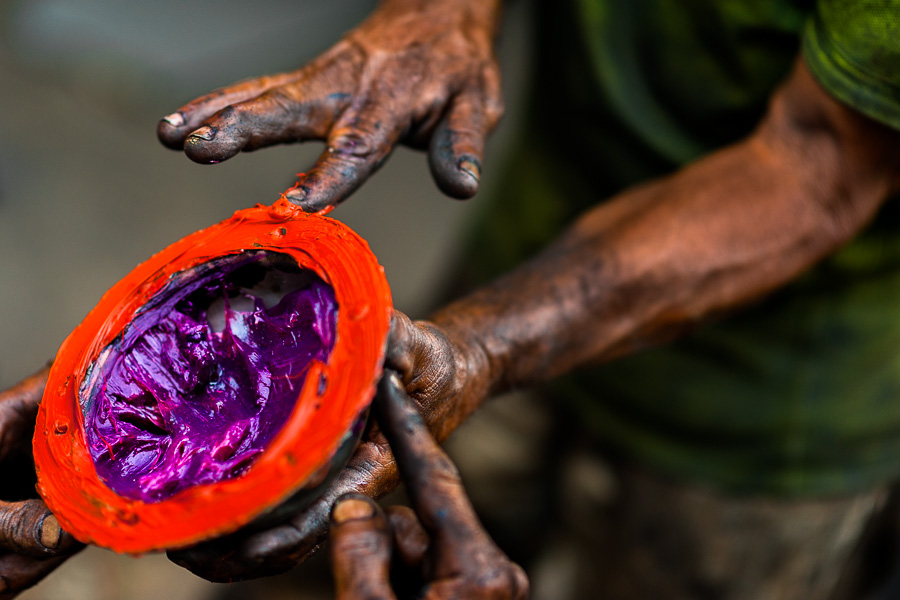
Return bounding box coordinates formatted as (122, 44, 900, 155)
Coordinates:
(380, 57, 900, 457)
(157, 0, 503, 212)
(168, 59, 900, 581)
(429, 59, 900, 401)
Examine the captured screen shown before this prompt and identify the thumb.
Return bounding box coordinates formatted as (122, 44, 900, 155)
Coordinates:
(0, 500, 80, 559)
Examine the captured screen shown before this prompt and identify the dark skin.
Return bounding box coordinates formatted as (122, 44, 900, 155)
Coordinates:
(0, 368, 82, 599)
(164, 54, 900, 581)
(328, 372, 528, 600)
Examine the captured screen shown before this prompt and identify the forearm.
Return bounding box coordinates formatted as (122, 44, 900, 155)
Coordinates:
(432, 59, 900, 396)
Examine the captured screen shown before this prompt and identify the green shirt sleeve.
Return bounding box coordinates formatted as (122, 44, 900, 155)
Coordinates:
(803, 0, 900, 131)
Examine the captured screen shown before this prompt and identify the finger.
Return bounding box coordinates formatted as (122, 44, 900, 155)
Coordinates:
(181, 86, 350, 165)
(428, 88, 487, 199)
(428, 68, 503, 200)
(158, 40, 364, 151)
(376, 372, 529, 599)
(385, 505, 428, 568)
(180, 44, 365, 165)
(284, 98, 404, 211)
(0, 500, 81, 559)
(157, 72, 300, 150)
(422, 562, 531, 600)
(384, 311, 420, 380)
(329, 494, 396, 600)
(385, 311, 448, 394)
(0, 367, 49, 463)
(167, 438, 401, 582)
(0, 552, 74, 600)
(374, 373, 481, 552)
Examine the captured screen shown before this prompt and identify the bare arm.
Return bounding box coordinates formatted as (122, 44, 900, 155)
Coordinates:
(425, 58, 900, 406)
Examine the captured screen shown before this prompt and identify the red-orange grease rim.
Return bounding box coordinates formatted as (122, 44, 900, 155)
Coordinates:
(33, 200, 392, 554)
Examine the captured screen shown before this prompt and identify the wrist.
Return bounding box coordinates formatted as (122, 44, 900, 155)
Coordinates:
(429, 311, 498, 404)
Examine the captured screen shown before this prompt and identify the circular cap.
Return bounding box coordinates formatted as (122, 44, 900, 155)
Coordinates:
(33, 200, 392, 553)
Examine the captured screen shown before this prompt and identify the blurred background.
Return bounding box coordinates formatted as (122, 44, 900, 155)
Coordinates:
(0, 0, 533, 598)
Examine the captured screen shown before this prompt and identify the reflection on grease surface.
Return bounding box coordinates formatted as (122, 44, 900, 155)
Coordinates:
(81, 252, 337, 502)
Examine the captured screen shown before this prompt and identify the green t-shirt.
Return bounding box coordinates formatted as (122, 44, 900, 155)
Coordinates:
(463, 0, 900, 496)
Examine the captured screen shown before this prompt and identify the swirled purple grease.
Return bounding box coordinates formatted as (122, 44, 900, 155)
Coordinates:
(82, 254, 337, 502)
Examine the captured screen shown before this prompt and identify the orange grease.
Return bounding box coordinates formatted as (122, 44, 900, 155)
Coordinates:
(33, 200, 392, 553)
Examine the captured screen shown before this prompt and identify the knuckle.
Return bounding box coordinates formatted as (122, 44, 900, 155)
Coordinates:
(344, 444, 394, 483)
(468, 563, 527, 599)
(484, 96, 505, 128)
(1, 501, 44, 551)
(386, 315, 416, 374)
(260, 88, 300, 115)
(428, 454, 461, 481)
(322, 38, 367, 70)
(328, 128, 381, 161)
(479, 68, 505, 126)
(335, 532, 387, 558)
(215, 104, 238, 123)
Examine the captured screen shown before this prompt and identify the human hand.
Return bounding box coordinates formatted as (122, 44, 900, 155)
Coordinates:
(0, 368, 83, 599)
(157, 0, 503, 211)
(329, 372, 527, 599)
(167, 310, 492, 581)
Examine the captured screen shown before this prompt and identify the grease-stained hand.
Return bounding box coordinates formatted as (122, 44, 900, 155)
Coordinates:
(157, 0, 503, 211)
(0, 368, 83, 599)
(167, 310, 492, 582)
(329, 372, 527, 600)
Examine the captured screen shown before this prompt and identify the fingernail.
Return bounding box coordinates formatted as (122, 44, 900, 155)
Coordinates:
(333, 498, 376, 524)
(188, 126, 216, 142)
(162, 112, 185, 127)
(458, 159, 480, 182)
(40, 514, 61, 550)
(284, 185, 308, 204)
(387, 371, 403, 389)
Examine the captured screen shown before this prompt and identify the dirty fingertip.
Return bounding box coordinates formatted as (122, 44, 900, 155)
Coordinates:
(283, 185, 309, 206)
(332, 495, 377, 524)
(430, 151, 481, 199)
(458, 158, 480, 182)
(162, 112, 185, 128)
(157, 116, 188, 149)
(186, 125, 217, 142)
(287, 192, 331, 214)
(39, 515, 61, 550)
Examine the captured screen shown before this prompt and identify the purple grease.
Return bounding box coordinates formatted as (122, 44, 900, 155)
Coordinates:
(81, 252, 337, 502)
